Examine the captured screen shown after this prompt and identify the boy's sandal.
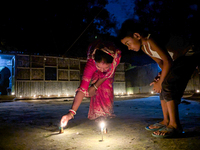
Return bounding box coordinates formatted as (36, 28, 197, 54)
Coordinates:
(152, 126, 183, 138)
(145, 123, 166, 131)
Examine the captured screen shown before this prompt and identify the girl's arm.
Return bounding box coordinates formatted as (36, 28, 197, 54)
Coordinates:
(94, 78, 107, 88)
(60, 91, 85, 127)
(60, 59, 96, 127)
(71, 91, 85, 112)
(88, 78, 107, 97)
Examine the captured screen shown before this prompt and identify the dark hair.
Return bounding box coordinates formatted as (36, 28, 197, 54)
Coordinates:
(118, 19, 149, 40)
(88, 40, 117, 63)
(94, 49, 113, 63)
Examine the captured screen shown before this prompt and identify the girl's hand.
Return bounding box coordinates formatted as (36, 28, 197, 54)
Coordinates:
(88, 86, 96, 97)
(60, 113, 73, 127)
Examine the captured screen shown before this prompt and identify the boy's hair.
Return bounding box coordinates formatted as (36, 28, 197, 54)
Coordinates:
(118, 19, 149, 40)
(94, 49, 113, 64)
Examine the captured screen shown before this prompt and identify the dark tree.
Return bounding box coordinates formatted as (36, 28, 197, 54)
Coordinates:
(133, 0, 199, 43)
(0, 0, 117, 57)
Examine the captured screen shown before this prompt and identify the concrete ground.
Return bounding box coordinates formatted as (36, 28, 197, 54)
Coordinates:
(0, 94, 200, 150)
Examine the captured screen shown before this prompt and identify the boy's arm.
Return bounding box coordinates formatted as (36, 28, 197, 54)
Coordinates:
(148, 39, 173, 93)
(151, 57, 163, 70)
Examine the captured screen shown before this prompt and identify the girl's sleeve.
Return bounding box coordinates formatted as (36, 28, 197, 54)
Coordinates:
(104, 49, 121, 78)
(77, 59, 96, 96)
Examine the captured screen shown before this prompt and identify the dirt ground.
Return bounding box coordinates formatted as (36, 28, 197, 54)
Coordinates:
(0, 95, 200, 150)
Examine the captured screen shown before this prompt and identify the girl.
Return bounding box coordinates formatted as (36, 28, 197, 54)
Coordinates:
(118, 19, 200, 138)
(60, 40, 121, 127)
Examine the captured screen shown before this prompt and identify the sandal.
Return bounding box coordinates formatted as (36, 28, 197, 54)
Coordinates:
(145, 122, 166, 131)
(152, 126, 183, 138)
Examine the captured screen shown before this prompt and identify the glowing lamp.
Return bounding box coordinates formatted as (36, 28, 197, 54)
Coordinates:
(196, 90, 200, 93)
(100, 122, 105, 131)
(99, 121, 106, 142)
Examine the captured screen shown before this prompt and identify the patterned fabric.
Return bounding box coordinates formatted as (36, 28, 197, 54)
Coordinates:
(77, 45, 121, 120)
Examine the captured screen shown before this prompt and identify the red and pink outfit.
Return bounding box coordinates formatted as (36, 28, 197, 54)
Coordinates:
(77, 47, 121, 120)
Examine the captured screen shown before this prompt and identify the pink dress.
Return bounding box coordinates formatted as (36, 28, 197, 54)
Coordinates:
(77, 48, 121, 120)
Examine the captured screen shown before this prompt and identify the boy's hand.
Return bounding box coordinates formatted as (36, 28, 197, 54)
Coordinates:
(152, 81, 162, 93)
(150, 72, 161, 86)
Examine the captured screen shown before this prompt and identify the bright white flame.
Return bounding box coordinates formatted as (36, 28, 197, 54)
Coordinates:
(151, 91, 154, 94)
(196, 90, 200, 93)
(100, 122, 105, 129)
(61, 121, 67, 127)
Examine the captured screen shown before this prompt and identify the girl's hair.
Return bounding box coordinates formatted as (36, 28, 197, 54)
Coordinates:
(118, 19, 149, 40)
(94, 49, 113, 63)
(89, 40, 116, 63)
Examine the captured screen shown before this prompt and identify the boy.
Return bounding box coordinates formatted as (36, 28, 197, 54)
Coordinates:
(118, 19, 200, 138)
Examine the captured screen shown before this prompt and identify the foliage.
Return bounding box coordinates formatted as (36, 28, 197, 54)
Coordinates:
(0, 0, 117, 57)
(133, 0, 199, 43)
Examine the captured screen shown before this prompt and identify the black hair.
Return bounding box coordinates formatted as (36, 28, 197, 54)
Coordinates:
(118, 19, 149, 40)
(94, 49, 113, 64)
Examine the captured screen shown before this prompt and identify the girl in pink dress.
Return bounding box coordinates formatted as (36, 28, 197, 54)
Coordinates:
(61, 40, 121, 126)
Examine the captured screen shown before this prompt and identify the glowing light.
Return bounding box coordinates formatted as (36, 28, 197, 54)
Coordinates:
(61, 121, 67, 128)
(58, 94, 60, 97)
(39, 96, 41, 98)
(20, 95, 22, 98)
(100, 122, 105, 131)
(151, 91, 154, 94)
(196, 90, 200, 93)
(11, 92, 15, 95)
(67, 94, 69, 96)
(100, 121, 105, 141)
(122, 92, 124, 95)
(48, 95, 50, 97)
(33, 95, 36, 98)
